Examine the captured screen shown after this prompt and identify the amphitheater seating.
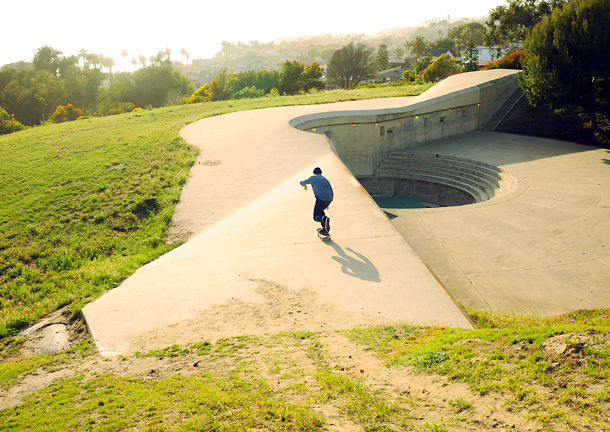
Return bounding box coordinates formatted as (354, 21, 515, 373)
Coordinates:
(374, 152, 518, 203)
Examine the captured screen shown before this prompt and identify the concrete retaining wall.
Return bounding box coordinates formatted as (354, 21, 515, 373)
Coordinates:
(290, 70, 520, 176)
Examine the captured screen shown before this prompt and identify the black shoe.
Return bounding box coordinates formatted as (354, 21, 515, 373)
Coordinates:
(324, 216, 330, 232)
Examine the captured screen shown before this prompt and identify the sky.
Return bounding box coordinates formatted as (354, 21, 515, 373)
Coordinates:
(2, 0, 506, 72)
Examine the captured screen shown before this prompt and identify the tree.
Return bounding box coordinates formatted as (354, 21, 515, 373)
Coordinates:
(408, 36, 427, 59)
(180, 48, 187, 65)
(377, 44, 389, 71)
(422, 53, 460, 82)
(307, 48, 321, 61)
(78, 48, 88, 68)
(302, 62, 325, 92)
(326, 42, 375, 90)
(138, 54, 147, 68)
(429, 38, 457, 50)
(448, 23, 485, 46)
(393, 46, 404, 58)
(462, 40, 479, 72)
(519, 0, 610, 132)
(278, 60, 305, 95)
(484, 0, 567, 46)
(32, 45, 64, 76)
(320, 48, 337, 63)
(121, 49, 129, 59)
(413, 54, 433, 74)
(101, 56, 115, 74)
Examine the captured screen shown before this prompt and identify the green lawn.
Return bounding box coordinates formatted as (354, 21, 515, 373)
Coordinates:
(0, 84, 433, 338)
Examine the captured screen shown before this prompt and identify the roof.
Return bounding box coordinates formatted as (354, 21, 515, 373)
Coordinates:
(376, 67, 409, 77)
(424, 48, 456, 57)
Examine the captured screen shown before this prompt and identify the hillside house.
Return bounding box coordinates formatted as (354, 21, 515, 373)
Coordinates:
(376, 67, 409, 83)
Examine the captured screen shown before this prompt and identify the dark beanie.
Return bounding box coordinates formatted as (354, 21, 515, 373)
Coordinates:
(313, 167, 322, 174)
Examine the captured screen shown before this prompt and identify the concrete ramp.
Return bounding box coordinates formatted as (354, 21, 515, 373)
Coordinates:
(83, 150, 472, 356)
(81, 74, 529, 355)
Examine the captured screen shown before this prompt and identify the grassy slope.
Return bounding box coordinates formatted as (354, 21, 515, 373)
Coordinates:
(1, 312, 609, 431)
(0, 84, 433, 338)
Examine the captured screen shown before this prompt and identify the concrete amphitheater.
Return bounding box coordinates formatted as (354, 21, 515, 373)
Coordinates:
(83, 70, 610, 356)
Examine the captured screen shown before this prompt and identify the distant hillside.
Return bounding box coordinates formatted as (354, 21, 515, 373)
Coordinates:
(195, 16, 488, 80)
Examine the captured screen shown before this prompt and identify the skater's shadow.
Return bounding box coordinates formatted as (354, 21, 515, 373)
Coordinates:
(326, 242, 381, 282)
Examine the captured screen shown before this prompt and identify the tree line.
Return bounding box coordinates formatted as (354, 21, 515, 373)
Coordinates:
(2, 0, 606, 138)
(0, 45, 194, 128)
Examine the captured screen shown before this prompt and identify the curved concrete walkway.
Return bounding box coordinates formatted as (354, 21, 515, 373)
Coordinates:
(83, 97, 473, 356)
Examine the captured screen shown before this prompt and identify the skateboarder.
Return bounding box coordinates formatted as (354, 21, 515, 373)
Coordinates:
(300, 167, 333, 235)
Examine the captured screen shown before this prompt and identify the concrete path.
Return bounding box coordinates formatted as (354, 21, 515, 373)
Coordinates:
(390, 132, 610, 315)
(83, 98, 473, 356)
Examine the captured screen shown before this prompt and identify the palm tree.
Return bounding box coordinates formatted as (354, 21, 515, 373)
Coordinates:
(408, 36, 427, 59)
(131, 57, 138, 70)
(138, 54, 146, 68)
(121, 49, 129, 59)
(101, 56, 115, 74)
(78, 48, 88, 68)
(165, 48, 171, 61)
(180, 48, 187, 65)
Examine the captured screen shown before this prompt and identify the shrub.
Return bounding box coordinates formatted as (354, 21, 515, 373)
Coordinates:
(0, 106, 28, 134)
(50, 104, 83, 123)
(484, 50, 524, 70)
(422, 54, 460, 82)
(132, 107, 143, 112)
(231, 86, 264, 100)
(402, 70, 425, 85)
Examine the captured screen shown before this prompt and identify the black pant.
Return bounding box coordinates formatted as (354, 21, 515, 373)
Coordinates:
(313, 199, 331, 229)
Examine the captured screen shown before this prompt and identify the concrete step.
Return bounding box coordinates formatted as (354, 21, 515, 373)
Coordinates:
(373, 152, 519, 203)
(380, 159, 503, 185)
(376, 165, 498, 196)
(389, 151, 504, 174)
(374, 170, 489, 202)
(375, 169, 495, 201)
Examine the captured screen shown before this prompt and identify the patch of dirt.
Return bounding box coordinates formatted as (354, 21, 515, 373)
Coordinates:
(125, 279, 387, 354)
(10, 307, 90, 359)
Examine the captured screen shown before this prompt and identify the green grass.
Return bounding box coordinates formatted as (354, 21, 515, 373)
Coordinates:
(342, 309, 610, 429)
(0, 373, 324, 431)
(0, 84, 433, 338)
(2, 314, 610, 430)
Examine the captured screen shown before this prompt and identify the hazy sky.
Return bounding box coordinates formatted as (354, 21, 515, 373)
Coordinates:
(2, 0, 506, 71)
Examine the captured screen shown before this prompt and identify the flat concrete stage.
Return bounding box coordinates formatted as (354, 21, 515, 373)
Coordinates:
(391, 131, 610, 315)
(83, 99, 473, 356)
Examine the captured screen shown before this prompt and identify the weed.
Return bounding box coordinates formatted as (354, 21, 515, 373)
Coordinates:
(448, 397, 473, 413)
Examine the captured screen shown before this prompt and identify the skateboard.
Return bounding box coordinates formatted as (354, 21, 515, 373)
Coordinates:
(317, 229, 331, 241)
